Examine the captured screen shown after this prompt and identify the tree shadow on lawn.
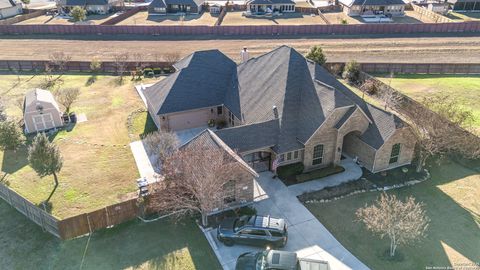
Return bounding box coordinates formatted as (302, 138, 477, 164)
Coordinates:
(1, 147, 29, 175)
(308, 159, 480, 269)
(0, 199, 220, 270)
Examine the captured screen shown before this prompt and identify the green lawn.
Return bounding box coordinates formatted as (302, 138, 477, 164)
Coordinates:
(0, 73, 162, 218)
(0, 199, 221, 270)
(375, 74, 480, 133)
(305, 159, 480, 270)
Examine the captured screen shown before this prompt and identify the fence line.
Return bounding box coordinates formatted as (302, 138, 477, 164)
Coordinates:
(1, 20, 479, 35)
(0, 10, 46, 25)
(1, 60, 480, 74)
(100, 6, 146, 25)
(0, 183, 60, 237)
(411, 3, 454, 23)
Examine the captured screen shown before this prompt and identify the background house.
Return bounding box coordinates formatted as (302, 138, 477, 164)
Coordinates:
(447, 0, 480, 11)
(339, 0, 406, 16)
(0, 0, 22, 19)
(148, 0, 204, 14)
(23, 89, 64, 134)
(245, 0, 296, 14)
(57, 0, 122, 14)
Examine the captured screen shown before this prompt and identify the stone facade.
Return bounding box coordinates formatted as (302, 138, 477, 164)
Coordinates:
(372, 127, 416, 172)
(334, 107, 370, 164)
(343, 133, 376, 171)
(303, 106, 351, 171)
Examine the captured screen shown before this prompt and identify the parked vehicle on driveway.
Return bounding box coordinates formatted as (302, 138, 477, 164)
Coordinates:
(217, 215, 288, 248)
(235, 249, 330, 270)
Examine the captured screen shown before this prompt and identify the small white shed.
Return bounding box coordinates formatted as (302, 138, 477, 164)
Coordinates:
(24, 89, 64, 134)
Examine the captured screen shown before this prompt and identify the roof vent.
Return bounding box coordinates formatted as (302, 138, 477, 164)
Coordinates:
(272, 106, 279, 119)
(240, 47, 249, 63)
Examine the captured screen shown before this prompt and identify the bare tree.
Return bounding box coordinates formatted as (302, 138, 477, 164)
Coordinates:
(142, 130, 180, 171)
(113, 53, 129, 83)
(55, 88, 80, 115)
(356, 193, 429, 257)
(49, 52, 72, 74)
(163, 52, 181, 67)
(14, 96, 24, 114)
(421, 93, 475, 130)
(149, 143, 239, 226)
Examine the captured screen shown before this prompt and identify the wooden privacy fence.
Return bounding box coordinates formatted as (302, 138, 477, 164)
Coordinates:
(0, 181, 142, 239)
(0, 10, 46, 25)
(57, 198, 140, 239)
(0, 60, 171, 73)
(100, 6, 147, 25)
(411, 3, 454, 23)
(2, 60, 480, 74)
(0, 183, 60, 237)
(0, 21, 479, 35)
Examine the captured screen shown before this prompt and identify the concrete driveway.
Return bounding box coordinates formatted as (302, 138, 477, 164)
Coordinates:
(204, 163, 369, 270)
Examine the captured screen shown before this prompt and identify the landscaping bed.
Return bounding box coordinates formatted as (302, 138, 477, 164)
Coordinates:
(277, 162, 345, 186)
(0, 73, 162, 218)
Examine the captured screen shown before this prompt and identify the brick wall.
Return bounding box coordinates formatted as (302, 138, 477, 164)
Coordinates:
(342, 133, 376, 171)
(373, 127, 416, 172)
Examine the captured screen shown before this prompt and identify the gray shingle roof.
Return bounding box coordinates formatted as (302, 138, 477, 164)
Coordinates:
(144, 45, 404, 153)
(310, 64, 403, 149)
(149, 0, 204, 9)
(181, 129, 258, 177)
(339, 0, 405, 7)
(215, 119, 280, 153)
(236, 46, 353, 152)
(143, 50, 241, 118)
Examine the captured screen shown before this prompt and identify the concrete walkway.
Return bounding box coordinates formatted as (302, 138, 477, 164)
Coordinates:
(204, 165, 369, 270)
(288, 158, 363, 196)
(129, 141, 156, 183)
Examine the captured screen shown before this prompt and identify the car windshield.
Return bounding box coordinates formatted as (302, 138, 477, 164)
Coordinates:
(234, 216, 252, 231)
(255, 251, 268, 270)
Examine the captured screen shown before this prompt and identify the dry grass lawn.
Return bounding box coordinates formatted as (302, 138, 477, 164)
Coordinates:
(0, 73, 162, 218)
(221, 11, 327, 25)
(16, 14, 116, 25)
(306, 159, 480, 270)
(446, 11, 480, 21)
(117, 11, 219, 26)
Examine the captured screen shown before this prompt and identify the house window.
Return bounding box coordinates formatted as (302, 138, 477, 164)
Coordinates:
(293, 150, 298, 159)
(389, 143, 401, 164)
(230, 112, 235, 127)
(286, 152, 292, 160)
(223, 180, 236, 204)
(217, 106, 223, 115)
(312, 144, 324, 165)
(279, 154, 285, 162)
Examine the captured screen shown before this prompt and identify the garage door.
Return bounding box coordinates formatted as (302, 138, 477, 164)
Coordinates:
(168, 110, 211, 131)
(33, 114, 55, 132)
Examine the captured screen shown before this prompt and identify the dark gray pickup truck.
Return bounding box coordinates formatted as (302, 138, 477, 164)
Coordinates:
(235, 249, 330, 270)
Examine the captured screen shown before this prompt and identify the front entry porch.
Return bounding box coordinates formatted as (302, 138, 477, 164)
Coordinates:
(242, 151, 271, 172)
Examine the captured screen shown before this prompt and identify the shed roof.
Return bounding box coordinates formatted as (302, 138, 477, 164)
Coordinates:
(24, 89, 61, 112)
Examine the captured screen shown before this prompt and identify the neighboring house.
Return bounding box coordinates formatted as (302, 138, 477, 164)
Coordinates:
(57, 0, 122, 14)
(23, 89, 64, 134)
(143, 46, 416, 174)
(148, 0, 204, 14)
(447, 0, 480, 11)
(180, 129, 259, 210)
(0, 0, 22, 19)
(339, 0, 406, 16)
(245, 0, 296, 14)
